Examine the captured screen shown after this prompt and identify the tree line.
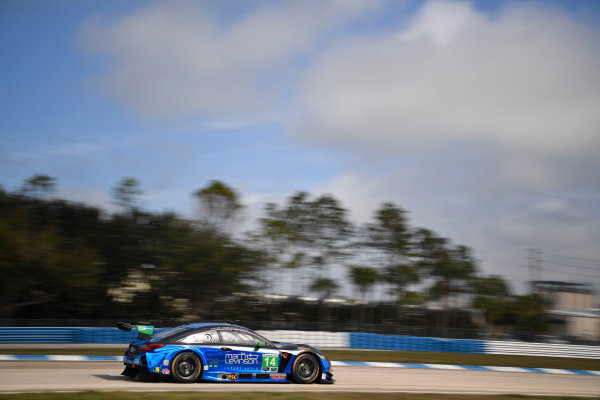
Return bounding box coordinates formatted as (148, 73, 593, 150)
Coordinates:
(0, 175, 547, 334)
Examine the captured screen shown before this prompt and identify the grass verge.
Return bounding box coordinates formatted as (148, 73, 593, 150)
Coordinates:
(1, 392, 600, 400)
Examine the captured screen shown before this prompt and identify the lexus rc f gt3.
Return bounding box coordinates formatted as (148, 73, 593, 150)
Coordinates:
(118, 322, 334, 384)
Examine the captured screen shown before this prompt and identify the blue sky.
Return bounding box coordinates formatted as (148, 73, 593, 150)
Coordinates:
(1, 0, 599, 295)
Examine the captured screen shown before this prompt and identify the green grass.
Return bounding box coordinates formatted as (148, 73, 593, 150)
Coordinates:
(2, 348, 599, 371)
(0, 392, 599, 400)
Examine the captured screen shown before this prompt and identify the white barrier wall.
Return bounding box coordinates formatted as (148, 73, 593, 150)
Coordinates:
(257, 331, 600, 359)
(486, 340, 600, 359)
(257, 330, 349, 349)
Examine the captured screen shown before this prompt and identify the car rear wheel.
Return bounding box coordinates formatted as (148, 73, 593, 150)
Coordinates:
(291, 353, 320, 384)
(172, 352, 202, 383)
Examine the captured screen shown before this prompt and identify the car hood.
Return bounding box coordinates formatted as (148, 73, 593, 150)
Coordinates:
(273, 342, 322, 353)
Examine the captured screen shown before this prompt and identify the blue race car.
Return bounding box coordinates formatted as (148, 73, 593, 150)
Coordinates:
(118, 322, 335, 384)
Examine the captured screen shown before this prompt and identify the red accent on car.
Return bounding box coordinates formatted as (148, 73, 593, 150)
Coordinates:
(137, 344, 165, 353)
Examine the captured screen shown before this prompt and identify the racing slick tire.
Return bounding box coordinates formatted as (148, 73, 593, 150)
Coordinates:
(291, 353, 320, 384)
(171, 351, 202, 383)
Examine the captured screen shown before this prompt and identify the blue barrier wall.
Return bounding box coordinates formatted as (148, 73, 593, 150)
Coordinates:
(0, 327, 485, 353)
(0, 327, 167, 344)
(350, 332, 485, 354)
(0, 328, 77, 343)
(0, 328, 595, 358)
(74, 328, 137, 343)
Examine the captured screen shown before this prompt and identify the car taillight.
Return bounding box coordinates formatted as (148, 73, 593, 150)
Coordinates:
(137, 344, 165, 353)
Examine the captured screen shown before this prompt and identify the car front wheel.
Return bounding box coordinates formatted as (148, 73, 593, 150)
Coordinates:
(171, 352, 202, 383)
(291, 353, 320, 384)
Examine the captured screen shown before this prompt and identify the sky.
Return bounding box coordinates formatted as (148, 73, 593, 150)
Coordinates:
(1, 0, 600, 297)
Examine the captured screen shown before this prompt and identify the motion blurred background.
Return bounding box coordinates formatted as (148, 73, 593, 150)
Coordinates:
(1, 0, 599, 343)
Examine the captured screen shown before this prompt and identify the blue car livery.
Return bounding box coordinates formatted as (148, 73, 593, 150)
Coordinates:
(119, 322, 335, 384)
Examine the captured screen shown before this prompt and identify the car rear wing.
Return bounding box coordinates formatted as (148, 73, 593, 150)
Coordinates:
(116, 321, 155, 340)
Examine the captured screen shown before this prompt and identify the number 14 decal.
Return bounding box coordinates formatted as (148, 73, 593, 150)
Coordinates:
(262, 355, 278, 368)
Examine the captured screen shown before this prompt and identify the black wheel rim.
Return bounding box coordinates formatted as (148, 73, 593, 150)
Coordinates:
(176, 355, 198, 378)
(296, 357, 317, 380)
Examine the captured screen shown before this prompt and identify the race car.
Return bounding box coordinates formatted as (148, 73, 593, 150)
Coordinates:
(118, 322, 334, 384)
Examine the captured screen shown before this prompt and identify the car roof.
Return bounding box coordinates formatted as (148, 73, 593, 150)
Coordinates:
(183, 322, 245, 330)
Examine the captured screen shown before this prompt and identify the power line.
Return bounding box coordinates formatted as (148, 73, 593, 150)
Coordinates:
(528, 249, 543, 284)
(544, 260, 600, 272)
(541, 267, 600, 279)
(544, 252, 600, 265)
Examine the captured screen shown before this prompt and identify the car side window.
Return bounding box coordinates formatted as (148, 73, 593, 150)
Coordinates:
(218, 330, 239, 344)
(218, 329, 265, 346)
(235, 330, 261, 346)
(178, 329, 220, 344)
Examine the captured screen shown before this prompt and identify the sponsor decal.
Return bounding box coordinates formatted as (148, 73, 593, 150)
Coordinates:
(298, 346, 311, 350)
(134, 359, 140, 365)
(225, 352, 260, 365)
(163, 360, 169, 366)
(271, 373, 286, 380)
(262, 367, 270, 372)
(262, 354, 279, 369)
(154, 367, 160, 373)
(227, 373, 238, 381)
(136, 325, 154, 335)
(322, 373, 327, 380)
(161, 368, 170, 375)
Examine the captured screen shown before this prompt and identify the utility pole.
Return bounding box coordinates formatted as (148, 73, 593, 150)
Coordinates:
(528, 248, 543, 292)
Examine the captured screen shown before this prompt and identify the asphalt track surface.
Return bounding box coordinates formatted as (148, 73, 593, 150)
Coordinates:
(0, 361, 599, 396)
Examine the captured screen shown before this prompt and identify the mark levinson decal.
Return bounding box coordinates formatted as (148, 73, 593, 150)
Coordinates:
(225, 352, 260, 365)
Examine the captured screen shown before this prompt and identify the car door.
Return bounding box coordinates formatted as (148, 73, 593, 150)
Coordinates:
(177, 329, 224, 375)
(218, 329, 280, 374)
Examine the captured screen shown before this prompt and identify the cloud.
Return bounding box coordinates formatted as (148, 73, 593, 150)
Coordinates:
(497, 214, 597, 250)
(79, 0, 378, 121)
(295, 0, 600, 160)
(315, 172, 391, 223)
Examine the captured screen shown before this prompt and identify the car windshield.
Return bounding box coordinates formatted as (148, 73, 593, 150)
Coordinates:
(152, 326, 190, 339)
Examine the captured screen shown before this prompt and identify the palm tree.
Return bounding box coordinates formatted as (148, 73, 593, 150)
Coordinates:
(310, 277, 339, 300)
(349, 266, 379, 322)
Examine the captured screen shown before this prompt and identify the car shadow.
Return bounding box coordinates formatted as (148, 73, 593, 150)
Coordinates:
(93, 374, 166, 383)
(93, 375, 130, 381)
